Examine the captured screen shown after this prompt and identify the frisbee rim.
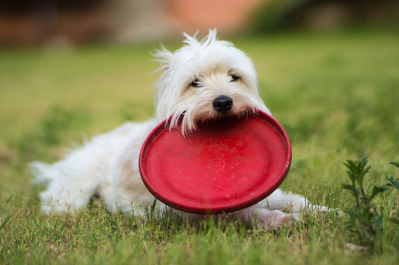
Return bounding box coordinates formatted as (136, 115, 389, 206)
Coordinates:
(138, 110, 292, 214)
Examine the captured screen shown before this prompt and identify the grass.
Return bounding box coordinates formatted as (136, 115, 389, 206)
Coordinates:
(1, 28, 399, 264)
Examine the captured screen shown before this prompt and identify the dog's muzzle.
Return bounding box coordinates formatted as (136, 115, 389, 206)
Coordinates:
(213, 95, 233, 113)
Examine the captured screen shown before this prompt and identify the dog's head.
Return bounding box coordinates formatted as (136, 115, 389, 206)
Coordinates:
(154, 29, 271, 136)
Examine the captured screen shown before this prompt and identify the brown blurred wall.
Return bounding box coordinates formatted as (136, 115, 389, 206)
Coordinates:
(0, 0, 268, 46)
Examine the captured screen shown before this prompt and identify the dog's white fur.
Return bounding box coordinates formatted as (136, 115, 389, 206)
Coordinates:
(30, 30, 327, 229)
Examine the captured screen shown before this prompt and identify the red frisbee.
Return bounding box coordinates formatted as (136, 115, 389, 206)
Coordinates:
(139, 110, 291, 214)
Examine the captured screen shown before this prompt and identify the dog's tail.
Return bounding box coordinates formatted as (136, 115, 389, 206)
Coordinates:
(29, 161, 56, 185)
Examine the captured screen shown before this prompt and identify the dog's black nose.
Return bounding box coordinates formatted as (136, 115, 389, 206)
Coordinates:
(213, 95, 233, 113)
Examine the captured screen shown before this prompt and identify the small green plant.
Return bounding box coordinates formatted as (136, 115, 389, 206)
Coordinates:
(386, 162, 399, 225)
(0, 194, 13, 231)
(342, 158, 399, 252)
(387, 162, 399, 191)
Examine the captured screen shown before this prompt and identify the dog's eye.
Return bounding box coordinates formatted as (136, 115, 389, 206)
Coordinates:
(230, 75, 240, 82)
(190, 79, 201, 88)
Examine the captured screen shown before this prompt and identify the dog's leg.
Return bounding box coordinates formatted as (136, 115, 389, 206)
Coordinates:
(181, 206, 297, 230)
(237, 206, 299, 229)
(257, 189, 329, 213)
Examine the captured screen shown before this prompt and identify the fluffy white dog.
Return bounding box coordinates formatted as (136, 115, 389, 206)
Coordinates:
(30, 30, 327, 229)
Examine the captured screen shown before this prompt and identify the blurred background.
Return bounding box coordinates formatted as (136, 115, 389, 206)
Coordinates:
(0, 0, 398, 47)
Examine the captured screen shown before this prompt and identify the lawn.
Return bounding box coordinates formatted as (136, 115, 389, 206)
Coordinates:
(1, 28, 399, 264)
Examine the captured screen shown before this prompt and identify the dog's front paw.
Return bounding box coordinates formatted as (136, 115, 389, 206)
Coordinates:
(307, 205, 343, 216)
(255, 210, 299, 230)
(308, 205, 329, 213)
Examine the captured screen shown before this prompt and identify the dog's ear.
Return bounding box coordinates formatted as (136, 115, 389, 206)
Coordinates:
(152, 45, 174, 71)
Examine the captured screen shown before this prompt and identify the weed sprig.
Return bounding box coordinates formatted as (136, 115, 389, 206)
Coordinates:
(342, 158, 399, 252)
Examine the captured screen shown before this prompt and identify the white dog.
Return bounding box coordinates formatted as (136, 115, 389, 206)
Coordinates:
(30, 30, 327, 229)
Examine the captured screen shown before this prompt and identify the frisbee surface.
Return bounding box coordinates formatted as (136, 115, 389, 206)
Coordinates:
(139, 110, 291, 214)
